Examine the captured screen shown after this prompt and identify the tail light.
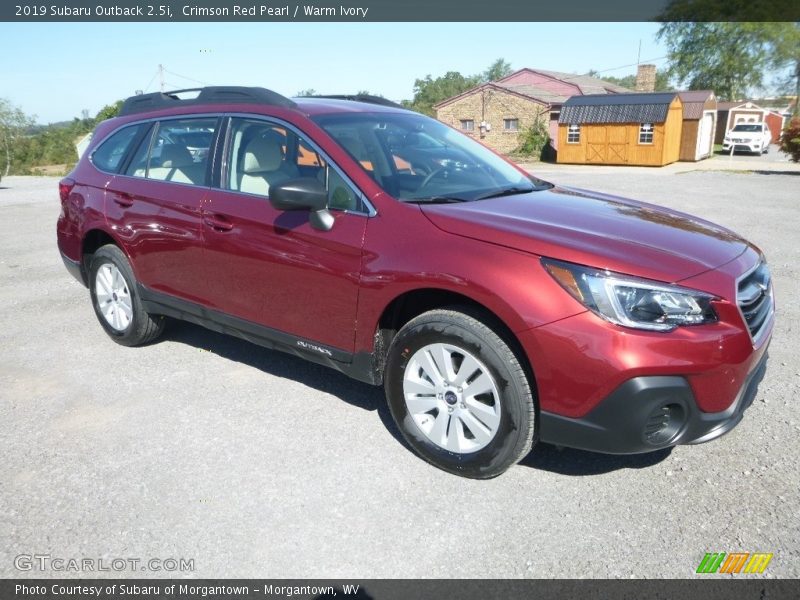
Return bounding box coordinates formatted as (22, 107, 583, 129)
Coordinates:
(59, 178, 75, 203)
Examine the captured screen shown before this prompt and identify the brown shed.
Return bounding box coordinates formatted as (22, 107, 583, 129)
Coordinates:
(557, 93, 683, 166)
(678, 91, 717, 161)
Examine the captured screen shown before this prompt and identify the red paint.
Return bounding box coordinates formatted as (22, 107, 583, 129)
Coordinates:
(57, 96, 773, 423)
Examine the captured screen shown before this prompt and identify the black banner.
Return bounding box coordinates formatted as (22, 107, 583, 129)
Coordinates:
(3, 0, 799, 22)
(3, 579, 800, 600)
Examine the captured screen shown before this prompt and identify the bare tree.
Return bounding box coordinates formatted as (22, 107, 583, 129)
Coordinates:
(0, 98, 35, 177)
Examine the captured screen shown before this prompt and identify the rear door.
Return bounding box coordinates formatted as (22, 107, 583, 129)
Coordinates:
(104, 116, 220, 304)
(201, 116, 368, 353)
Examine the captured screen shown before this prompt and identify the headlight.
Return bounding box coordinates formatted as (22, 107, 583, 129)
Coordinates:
(542, 259, 718, 331)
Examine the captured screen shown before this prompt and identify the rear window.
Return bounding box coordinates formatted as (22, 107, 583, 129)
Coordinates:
(91, 124, 145, 173)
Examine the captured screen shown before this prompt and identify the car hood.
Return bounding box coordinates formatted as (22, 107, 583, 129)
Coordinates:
(727, 131, 764, 139)
(420, 185, 749, 283)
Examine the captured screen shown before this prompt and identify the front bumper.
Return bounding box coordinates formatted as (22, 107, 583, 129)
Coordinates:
(722, 141, 762, 153)
(539, 349, 769, 454)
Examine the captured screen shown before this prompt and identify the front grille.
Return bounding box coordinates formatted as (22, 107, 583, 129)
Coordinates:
(737, 261, 773, 342)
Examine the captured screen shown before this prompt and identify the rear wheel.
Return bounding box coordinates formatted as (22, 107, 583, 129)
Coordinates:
(88, 244, 164, 346)
(384, 308, 536, 478)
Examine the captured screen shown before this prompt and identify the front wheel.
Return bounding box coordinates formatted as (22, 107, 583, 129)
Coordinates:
(384, 308, 536, 478)
(88, 244, 164, 346)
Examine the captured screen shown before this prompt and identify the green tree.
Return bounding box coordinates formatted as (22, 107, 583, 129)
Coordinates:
(481, 58, 513, 82)
(0, 98, 35, 177)
(95, 100, 123, 122)
(403, 58, 514, 116)
(404, 71, 481, 116)
(599, 72, 674, 92)
(769, 24, 800, 115)
(656, 22, 792, 101)
(295, 88, 317, 97)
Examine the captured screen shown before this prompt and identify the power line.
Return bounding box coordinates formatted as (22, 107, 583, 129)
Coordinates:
(164, 68, 211, 86)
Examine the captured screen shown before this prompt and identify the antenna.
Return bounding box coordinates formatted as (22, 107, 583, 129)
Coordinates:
(637, 40, 642, 66)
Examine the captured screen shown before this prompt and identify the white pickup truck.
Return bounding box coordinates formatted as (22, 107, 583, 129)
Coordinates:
(722, 122, 772, 155)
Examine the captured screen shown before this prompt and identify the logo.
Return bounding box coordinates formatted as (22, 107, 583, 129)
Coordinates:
(296, 340, 333, 356)
(696, 552, 773, 574)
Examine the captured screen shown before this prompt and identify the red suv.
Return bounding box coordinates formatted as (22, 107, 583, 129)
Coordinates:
(57, 87, 774, 478)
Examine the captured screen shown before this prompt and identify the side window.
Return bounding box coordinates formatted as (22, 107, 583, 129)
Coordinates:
(126, 117, 217, 186)
(326, 167, 362, 212)
(91, 124, 144, 173)
(226, 118, 364, 213)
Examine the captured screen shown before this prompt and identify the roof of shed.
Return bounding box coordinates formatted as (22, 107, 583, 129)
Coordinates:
(677, 90, 716, 119)
(559, 93, 678, 124)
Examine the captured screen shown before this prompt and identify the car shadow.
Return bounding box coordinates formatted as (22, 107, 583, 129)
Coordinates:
(752, 170, 800, 176)
(519, 442, 672, 476)
(161, 319, 407, 446)
(163, 320, 673, 477)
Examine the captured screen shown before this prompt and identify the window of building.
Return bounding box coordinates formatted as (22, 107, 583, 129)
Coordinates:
(567, 125, 581, 144)
(503, 118, 519, 131)
(638, 123, 654, 145)
(460, 119, 475, 132)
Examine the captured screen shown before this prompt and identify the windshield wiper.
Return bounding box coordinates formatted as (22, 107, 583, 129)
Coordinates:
(474, 186, 539, 201)
(405, 196, 469, 204)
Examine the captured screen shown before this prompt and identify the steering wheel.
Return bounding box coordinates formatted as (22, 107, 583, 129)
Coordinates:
(418, 167, 448, 192)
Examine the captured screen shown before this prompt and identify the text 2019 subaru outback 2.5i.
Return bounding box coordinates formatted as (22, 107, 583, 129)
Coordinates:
(57, 87, 774, 478)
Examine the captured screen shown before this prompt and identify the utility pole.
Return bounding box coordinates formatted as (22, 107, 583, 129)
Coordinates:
(158, 64, 165, 93)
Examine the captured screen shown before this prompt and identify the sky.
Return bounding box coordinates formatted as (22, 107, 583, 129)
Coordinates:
(0, 22, 668, 124)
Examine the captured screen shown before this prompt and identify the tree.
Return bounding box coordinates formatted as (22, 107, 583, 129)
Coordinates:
(481, 58, 513, 82)
(295, 88, 317, 97)
(656, 22, 791, 100)
(780, 117, 800, 162)
(0, 98, 35, 177)
(95, 100, 123, 122)
(403, 58, 513, 116)
(404, 71, 480, 116)
(599, 72, 674, 92)
(769, 23, 800, 115)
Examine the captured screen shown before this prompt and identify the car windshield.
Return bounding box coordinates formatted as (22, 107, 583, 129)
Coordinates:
(732, 124, 763, 132)
(312, 111, 552, 202)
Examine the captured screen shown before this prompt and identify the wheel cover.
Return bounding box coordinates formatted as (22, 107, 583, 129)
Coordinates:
(94, 262, 133, 332)
(402, 343, 501, 454)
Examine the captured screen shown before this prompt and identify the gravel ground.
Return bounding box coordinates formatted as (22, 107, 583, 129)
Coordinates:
(0, 173, 798, 579)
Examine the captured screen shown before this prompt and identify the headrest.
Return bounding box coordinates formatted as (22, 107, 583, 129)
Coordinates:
(243, 136, 283, 173)
(159, 144, 194, 168)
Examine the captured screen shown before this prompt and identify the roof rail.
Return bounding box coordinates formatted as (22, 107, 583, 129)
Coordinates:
(119, 86, 297, 116)
(306, 94, 405, 109)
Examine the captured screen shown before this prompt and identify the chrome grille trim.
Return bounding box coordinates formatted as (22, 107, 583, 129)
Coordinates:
(736, 260, 774, 345)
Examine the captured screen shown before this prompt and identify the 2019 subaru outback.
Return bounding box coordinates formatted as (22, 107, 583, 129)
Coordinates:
(57, 87, 774, 478)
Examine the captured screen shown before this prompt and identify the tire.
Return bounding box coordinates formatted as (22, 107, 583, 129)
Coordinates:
(88, 244, 164, 346)
(763, 144, 769, 154)
(384, 308, 536, 478)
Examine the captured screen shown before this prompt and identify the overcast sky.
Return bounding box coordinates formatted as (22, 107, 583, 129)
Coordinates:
(1, 22, 668, 123)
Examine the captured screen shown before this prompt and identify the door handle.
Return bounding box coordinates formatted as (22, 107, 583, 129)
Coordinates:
(203, 214, 234, 232)
(112, 193, 134, 208)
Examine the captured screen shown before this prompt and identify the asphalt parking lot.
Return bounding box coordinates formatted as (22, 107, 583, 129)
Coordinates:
(1, 168, 798, 579)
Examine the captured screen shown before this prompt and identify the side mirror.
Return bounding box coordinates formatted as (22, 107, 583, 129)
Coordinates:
(269, 178, 334, 231)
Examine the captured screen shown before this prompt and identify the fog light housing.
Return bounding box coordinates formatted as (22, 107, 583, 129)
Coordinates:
(643, 403, 685, 446)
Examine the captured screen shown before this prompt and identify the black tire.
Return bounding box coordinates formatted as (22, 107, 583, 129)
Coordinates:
(384, 308, 536, 479)
(763, 144, 769, 154)
(88, 244, 164, 346)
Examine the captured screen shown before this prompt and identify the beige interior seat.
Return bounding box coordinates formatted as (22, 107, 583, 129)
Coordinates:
(148, 145, 205, 184)
(239, 136, 298, 196)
